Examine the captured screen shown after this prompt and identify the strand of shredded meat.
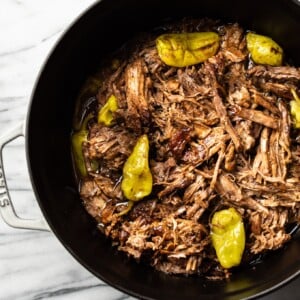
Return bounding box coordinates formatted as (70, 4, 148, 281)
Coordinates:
(78, 19, 300, 279)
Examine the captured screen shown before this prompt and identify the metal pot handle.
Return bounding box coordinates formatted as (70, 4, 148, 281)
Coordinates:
(0, 122, 50, 231)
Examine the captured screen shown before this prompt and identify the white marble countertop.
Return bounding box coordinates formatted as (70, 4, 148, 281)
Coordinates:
(0, 1, 299, 299)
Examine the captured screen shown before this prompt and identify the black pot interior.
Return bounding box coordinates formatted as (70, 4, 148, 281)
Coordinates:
(26, 0, 300, 299)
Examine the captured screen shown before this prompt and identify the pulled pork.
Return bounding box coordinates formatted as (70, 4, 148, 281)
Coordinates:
(77, 19, 300, 279)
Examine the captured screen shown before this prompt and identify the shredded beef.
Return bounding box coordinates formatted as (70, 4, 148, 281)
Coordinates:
(76, 19, 300, 279)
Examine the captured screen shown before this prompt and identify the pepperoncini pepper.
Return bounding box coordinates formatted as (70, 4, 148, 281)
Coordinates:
(71, 114, 93, 177)
(246, 32, 283, 66)
(290, 88, 300, 128)
(121, 134, 153, 201)
(156, 32, 220, 67)
(211, 207, 245, 269)
(98, 94, 118, 126)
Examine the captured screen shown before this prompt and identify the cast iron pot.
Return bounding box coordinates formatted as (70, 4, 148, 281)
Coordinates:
(1, 0, 300, 299)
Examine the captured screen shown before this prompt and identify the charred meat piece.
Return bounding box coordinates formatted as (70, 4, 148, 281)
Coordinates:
(219, 23, 247, 63)
(248, 65, 300, 99)
(169, 127, 191, 159)
(206, 63, 242, 151)
(124, 59, 150, 131)
(230, 106, 278, 129)
(248, 65, 300, 83)
(251, 90, 279, 115)
(87, 124, 137, 171)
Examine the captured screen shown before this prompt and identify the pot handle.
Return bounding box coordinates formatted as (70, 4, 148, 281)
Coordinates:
(0, 122, 50, 231)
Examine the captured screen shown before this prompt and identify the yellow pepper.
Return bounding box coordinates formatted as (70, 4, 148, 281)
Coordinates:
(290, 88, 300, 128)
(156, 32, 220, 67)
(121, 135, 153, 201)
(98, 94, 118, 126)
(246, 32, 283, 66)
(71, 114, 93, 177)
(211, 207, 245, 269)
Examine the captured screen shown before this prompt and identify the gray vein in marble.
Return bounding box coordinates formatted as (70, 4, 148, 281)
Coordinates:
(0, 29, 63, 57)
(32, 284, 102, 300)
(0, 45, 38, 58)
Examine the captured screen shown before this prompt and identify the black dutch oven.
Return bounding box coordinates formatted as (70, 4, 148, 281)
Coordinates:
(1, 0, 300, 299)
